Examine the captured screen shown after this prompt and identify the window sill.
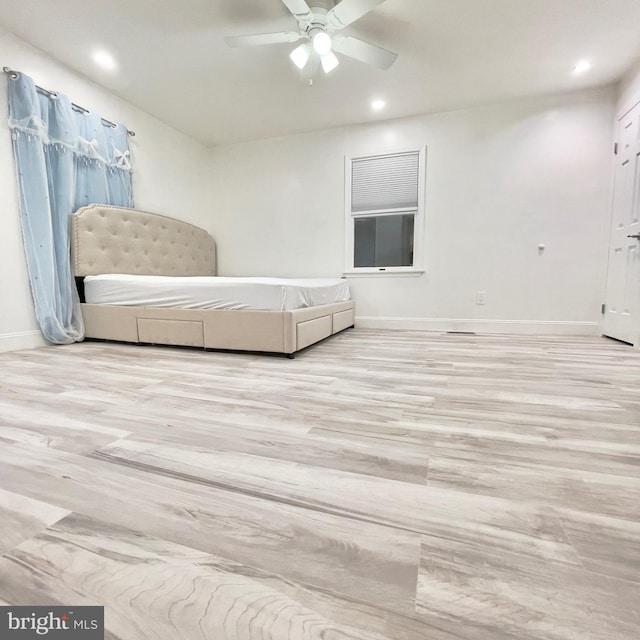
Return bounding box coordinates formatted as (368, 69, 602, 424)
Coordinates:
(343, 269, 425, 278)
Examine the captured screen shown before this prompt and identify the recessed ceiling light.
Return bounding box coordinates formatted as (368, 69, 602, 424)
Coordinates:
(572, 60, 591, 75)
(371, 99, 386, 111)
(92, 50, 117, 72)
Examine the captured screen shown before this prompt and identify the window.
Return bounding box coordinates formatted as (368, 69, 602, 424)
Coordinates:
(345, 148, 425, 274)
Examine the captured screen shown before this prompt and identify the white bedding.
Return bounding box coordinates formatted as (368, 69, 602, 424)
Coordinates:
(84, 274, 351, 311)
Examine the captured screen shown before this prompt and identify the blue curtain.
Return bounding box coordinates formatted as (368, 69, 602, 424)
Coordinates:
(7, 72, 133, 344)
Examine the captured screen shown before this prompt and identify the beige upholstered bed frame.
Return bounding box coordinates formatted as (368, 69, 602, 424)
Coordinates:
(71, 205, 355, 356)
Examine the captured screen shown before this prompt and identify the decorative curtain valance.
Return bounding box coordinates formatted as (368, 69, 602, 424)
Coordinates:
(7, 71, 134, 344)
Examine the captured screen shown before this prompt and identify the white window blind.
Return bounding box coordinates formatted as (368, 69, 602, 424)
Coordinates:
(351, 151, 420, 213)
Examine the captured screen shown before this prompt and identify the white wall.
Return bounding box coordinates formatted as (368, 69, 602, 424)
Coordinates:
(0, 27, 212, 352)
(209, 86, 616, 334)
(0, 27, 619, 346)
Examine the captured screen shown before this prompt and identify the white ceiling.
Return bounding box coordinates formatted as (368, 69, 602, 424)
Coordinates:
(2, 0, 640, 146)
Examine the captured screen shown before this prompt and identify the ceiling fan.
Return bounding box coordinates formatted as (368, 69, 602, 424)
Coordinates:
(225, 0, 397, 75)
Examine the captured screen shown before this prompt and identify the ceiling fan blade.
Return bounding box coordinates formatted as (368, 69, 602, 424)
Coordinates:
(281, 0, 313, 23)
(332, 35, 397, 70)
(327, 0, 387, 29)
(225, 31, 302, 48)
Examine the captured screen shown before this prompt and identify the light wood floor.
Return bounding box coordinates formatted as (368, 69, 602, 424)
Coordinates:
(0, 330, 639, 640)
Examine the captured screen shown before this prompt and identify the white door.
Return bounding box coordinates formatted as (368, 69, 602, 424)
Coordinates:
(603, 102, 640, 346)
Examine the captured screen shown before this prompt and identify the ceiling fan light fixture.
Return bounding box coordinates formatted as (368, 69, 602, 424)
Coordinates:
(313, 31, 333, 56)
(226, 0, 399, 77)
(290, 43, 311, 69)
(321, 51, 340, 74)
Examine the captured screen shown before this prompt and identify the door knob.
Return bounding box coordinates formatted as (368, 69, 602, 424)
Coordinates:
(628, 234, 640, 239)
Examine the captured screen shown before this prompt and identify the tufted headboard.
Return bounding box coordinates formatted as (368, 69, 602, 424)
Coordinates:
(71, 205, 216, 277)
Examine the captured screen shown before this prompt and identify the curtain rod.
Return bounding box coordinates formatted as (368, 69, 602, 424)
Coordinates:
(3, 66, 135, 136)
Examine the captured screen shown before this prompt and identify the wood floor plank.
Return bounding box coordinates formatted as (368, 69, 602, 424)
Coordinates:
(102, 406, 430, 484)
(415, 534, 640, 640)
(312, 420, 640, 478)
(91, 438, 582, 565)
(0, 330, 638, 639)
(427, 455, 640, 521)
(558, 510, 640, 583)
(0, 488, 70, 556)
(0, 513, 399, 640)
(0, 441, 421, 615)
(0, 397, 131, 454)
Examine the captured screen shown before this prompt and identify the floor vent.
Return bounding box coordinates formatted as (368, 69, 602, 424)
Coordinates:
(445, 331, 477, 335)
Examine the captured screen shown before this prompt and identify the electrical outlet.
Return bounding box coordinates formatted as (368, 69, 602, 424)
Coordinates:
(476, 291, 486, 305)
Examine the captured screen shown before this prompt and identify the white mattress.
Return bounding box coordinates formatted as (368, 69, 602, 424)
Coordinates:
(84, 274, 351, 311)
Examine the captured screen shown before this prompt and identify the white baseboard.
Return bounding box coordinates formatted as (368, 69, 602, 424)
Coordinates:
(0, 330, 47, 353)
(355, 316, 600, 336)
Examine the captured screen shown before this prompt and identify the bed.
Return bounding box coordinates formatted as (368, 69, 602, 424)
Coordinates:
(71, 205, 355, 357)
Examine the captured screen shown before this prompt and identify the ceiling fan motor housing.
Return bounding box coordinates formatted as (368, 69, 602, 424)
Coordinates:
(305, 9, 331, 37)
(309, 0, 336, 12)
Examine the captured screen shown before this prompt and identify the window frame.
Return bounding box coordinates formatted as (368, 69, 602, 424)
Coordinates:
(343, 147, 426, 276)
